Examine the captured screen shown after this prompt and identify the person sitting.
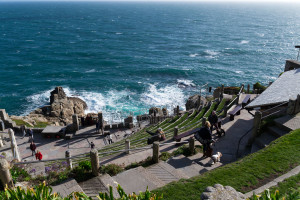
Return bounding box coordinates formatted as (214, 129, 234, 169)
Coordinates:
(157, 128, 166, 141)
(208, 111, 219, 133)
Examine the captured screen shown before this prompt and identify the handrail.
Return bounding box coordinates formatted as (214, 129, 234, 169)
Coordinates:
(235, 126, 253, 158)
(261, 101, 289, 114)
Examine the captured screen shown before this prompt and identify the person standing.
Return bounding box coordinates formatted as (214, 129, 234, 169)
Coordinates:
(90, 141, 95, 149)
(21, 125, 26, 138)
(198, 121, 212, 158)
(35, 150, 43, 161)
(28, 128, 34, 141)
(208, 111, 219, 133)
(107, 133, 113, 144)
(30, 141, 36, 156)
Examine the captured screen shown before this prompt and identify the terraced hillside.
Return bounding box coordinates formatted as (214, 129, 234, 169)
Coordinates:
(71, 97, 233, 165)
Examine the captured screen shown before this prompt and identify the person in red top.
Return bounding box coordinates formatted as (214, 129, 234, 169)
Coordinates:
(35, 150, 43, 161)
(30, 141, 36, 156)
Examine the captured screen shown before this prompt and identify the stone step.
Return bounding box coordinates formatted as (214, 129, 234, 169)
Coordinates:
(166, 155, 206, 178)
(274, 115, 294, 132)
(52, 178, 84, 198)
(79, 176, 109, 199)
(189, 153, 223, 171)
(268, 126, 287, 138)
(113, 166, 164, 195)
(98, 174, 119, 198)
(146, 161, 189, 184)
(254, 132, 277, 149)
(251, 143, 261, 154)
(25, 162, 46, 178)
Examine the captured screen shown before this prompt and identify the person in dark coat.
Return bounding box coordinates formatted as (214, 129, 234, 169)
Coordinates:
(90, 142, 95, 149)
(30, 141, 36, 156)
(208, 111, 219, 133)
(198, 121, 212, 157)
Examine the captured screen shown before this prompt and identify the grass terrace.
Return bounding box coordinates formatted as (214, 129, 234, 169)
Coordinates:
(153, 129, 300, 200)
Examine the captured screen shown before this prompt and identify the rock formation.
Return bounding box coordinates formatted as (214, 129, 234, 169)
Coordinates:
(21, 87, 87, 126)
(185, 94, 207, 111)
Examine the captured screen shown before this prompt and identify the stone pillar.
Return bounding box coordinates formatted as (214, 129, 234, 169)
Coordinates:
(248, 111, 262, 145)
(8, 128, 21, 162)
(65, 150, 72, 169)
(0, 135, 3, 148)
(0, 158, 13, 188)
(98, 112, 104, 134)
(224, 105, 228, 117)
(152, 142, 159, 163)
(90, 149, 100, 176)
(247, 84, 250, 94)
(0, 120, 4, 131)
(173, 126, 178, 139)
(72, 114, 79, 131)
(287, 98, 296, 115)
(236, 93, 240, 104)
(176, 106, 180, 116)
(295, 94, 300, 114)
(189, 137, 195, 155)
(125, 139, 130, 154)
(220, 85, 224, 99)
(202, 117, 207, 127)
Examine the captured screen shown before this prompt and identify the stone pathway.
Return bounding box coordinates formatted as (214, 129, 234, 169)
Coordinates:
(52, 179, 85, 198)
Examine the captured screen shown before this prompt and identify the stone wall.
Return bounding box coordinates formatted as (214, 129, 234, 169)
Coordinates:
(284, 60, 300, 72)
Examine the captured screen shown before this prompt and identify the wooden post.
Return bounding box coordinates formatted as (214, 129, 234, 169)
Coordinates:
(248, 111, 262, 145)
(153, 142, 159, 163)
(0, 158, 13, 188)
(247, 84, 250, 94)
(65, 150, 72, 169)
(224, 106, 228, 117)
(173, 126, 178, 139)
(189, 137, 195, 155)
(90, 149, 100, 176)
(176, 105, 180, 116)
(125, 139, 130, 154)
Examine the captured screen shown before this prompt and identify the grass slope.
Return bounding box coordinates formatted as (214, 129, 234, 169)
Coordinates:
(153, 129, 300, 200)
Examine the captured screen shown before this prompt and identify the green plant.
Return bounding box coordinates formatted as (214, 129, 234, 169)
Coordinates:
(11, 119, 33, 127)
(248, 189, 300, 200)
(10, 165, 30, 183)
(98, 185, 163, 200)
(100, 164, 124, 176)
(78, 160, 92, 171)
(159, 152, 172, 161)
(172, 145, 192, 157)
(253, 82, 267, 94)
(34, 121, 49, 128)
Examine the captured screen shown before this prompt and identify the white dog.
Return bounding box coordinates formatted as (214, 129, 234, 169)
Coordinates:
(211, 152, 222, 165)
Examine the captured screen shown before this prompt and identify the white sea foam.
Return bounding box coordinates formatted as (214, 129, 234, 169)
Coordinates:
(140, 84, 186, 111)
(235, 71, 244, 74)
(189, 53, 198, 58)
(177, 79, 196, 88)
(23, 85, 187, 122)
(116, 32, 123, 35)
(204, 50, 219, 58)
(240, 40, 249, 44)
(85, 69, 96, 73)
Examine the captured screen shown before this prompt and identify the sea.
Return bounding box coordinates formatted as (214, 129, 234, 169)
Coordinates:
(0, 1, 300, 122)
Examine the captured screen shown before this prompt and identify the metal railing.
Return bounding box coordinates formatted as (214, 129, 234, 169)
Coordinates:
(235, 127, 253, 158)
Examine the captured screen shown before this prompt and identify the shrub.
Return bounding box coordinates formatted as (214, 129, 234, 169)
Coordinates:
(78, 160, 92, 171)
(160, 152, 172, 161)
(10, 165, 30, 183)
(173, 145, 192, 157)
(99, 184, 163, 200)
(253, 82, 267, 93)
(100, 164, 123, 176)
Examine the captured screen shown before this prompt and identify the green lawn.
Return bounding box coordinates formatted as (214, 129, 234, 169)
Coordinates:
(153, 129, 300, 200)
